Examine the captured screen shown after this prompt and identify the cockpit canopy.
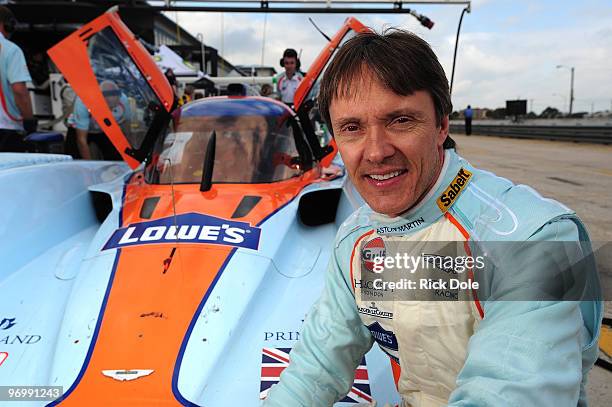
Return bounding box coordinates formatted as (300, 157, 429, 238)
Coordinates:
(48, 9, 363, 170)
(145, 98, 312, 185)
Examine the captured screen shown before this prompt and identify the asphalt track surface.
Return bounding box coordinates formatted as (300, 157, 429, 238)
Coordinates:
(451, 133, 611, 406)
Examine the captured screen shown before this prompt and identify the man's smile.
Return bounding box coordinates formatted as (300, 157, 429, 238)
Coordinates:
(364, 169, 408, 187)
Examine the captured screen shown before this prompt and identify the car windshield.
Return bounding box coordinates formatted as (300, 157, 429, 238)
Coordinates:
(146, 99, 308, 184)
(87, 26, 160, 149)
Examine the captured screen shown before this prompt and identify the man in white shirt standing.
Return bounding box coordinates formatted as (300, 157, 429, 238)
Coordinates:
(0, 6, 35, 152)
(275, 48, 303, 107)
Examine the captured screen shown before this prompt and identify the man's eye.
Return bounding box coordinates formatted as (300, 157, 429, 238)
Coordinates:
(392, 116, 411, 125)
(342, 124, 359, 132)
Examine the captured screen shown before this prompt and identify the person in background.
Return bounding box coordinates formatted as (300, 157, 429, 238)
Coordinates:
(260, 83, 273, 97)
(27, 50, 49, 87)
(0, 6, 36, 152)
(164, 68, 178, 96)
(275, 48, 303, 106)
(178, 84, 194, 106)
(464, 104, 473, 135)
(67, 80, 129, 160)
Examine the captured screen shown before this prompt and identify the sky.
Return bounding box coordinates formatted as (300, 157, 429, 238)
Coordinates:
(167, 0, 612, 114)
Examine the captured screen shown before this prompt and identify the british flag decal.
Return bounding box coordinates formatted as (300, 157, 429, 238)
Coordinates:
(259, 347, 372, 404)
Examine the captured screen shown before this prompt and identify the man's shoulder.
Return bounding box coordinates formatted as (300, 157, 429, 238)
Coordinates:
(467, 165, 573, 215)
(0, 37, 23, 56)
(452, 164, 578, 240)
(334, 204, 375, 249)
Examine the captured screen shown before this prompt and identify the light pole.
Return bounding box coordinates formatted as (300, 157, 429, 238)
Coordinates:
(556, 65, 574, 116)
(197, 33, 206, 74)
(261, 12, 268, 67)
(450, 3, 472, 96)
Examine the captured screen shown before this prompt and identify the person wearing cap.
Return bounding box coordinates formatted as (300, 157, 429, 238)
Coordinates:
(275, 48, 304, 106)
(0, 6, 36, 152)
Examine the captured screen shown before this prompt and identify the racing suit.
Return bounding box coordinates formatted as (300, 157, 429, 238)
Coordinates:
(264, 149, 602, 406)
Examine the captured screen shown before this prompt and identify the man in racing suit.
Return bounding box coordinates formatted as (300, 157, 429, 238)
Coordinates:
(264, 30, 601, 406)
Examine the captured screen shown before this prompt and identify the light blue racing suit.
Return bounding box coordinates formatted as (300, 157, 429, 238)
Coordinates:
(72, 95, 131, 132)
(264, 148, 602, 406)
(0, 32, 32, 130)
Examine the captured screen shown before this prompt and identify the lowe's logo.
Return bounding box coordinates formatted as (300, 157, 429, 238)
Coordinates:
(103, 213, 261, 251)
(367, 321, 398, 351)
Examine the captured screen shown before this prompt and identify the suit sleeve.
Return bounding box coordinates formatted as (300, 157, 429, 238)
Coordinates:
(73, 98, 90, 131)
(448, 219, 602, 406)
(263, 243, 374, 406)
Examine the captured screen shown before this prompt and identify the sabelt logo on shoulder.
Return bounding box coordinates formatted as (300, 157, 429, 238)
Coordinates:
(103, 212, 261, 251)
(437, 167, 472, 212)
(361, 237, 386, 273)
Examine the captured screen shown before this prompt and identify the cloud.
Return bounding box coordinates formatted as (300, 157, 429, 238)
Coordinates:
(449, 18, 612, 112)
(171, 2, 612, 113)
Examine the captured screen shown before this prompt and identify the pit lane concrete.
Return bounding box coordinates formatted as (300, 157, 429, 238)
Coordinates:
(452, 133, 612, 406)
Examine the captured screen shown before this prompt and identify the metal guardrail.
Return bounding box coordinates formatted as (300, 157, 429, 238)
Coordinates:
(449, 124, 612, 144)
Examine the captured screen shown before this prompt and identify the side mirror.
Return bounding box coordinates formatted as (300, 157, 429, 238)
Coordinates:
(319, 138, 337, 168)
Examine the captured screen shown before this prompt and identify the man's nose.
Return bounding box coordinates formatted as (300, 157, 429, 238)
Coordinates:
(363, 126, 394, 164)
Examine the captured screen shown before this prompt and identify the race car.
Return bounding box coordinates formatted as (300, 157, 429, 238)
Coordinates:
(0, 9, 401, 406)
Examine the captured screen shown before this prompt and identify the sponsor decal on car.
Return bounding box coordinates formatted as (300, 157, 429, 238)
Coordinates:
(103, 212, 261, 251)
(264, 331, 301, 341)
(102, 369, 154, 381)
(361, 237, 386, 273)
(436, 167, 472, 212)
(0, 335, 41, 345)
(358, 302, 393, 319)
(259, 347, 372, 403)
(0, 317, 41, 346)
(0, 318, 16, 330)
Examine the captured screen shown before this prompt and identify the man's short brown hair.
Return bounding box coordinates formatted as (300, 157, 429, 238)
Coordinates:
(0, 6, 16, 31)
(318, 29, 454, 146)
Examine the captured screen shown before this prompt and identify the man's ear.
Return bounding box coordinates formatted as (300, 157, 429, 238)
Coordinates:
(437, 115, 449, 146)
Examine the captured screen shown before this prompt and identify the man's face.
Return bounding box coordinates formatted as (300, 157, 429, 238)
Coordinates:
(105, 94, 119, 109)
(101, 84, 120, 109)
(283, 57, 297, 75)
(330, 73, 448, 217)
